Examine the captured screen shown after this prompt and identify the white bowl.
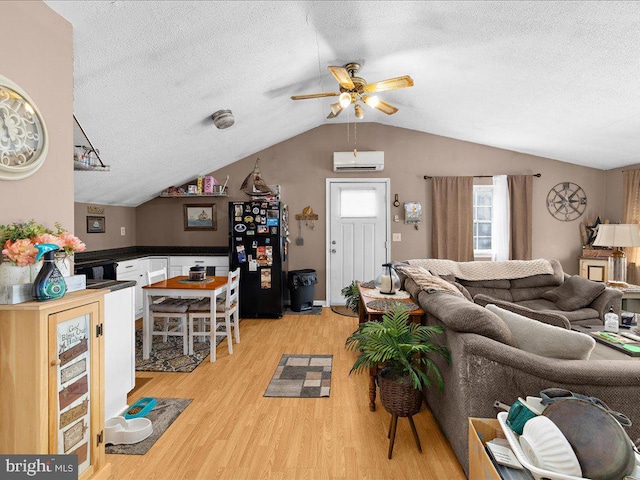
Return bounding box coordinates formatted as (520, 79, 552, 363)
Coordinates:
(519, 416, 582, 477)
(105, 416, 153, 445)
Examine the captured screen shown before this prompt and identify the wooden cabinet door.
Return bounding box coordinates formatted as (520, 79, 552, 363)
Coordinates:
(48, 302, 103, 480)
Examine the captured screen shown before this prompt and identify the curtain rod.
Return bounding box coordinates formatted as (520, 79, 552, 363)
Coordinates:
(423, 173, 542, 180)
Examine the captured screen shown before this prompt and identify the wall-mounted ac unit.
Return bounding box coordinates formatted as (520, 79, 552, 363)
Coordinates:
(333, 151, 384, 172)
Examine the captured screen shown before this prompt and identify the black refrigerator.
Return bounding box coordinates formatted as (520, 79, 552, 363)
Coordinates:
(229, 201, 287, 318)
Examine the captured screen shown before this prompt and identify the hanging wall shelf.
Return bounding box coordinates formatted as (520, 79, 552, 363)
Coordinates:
(73, 115, 110, 172)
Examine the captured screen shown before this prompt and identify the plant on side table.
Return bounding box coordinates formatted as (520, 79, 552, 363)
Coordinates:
(345, 304, 451, 458)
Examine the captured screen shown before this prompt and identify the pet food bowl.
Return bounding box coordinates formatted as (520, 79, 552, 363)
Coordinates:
(105, 416, 153, 445)
(125, 397, 156, 419)
(519, 416, 582, 477)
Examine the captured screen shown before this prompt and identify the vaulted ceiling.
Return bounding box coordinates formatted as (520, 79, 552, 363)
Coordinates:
(45, 1, 640, 207)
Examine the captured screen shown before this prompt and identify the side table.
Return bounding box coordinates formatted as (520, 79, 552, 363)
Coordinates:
(357, 283, 425, 411)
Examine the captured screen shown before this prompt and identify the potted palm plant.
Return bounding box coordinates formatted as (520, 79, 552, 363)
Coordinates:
(341, 280, 360, 314)
(345, 304, 450, 417)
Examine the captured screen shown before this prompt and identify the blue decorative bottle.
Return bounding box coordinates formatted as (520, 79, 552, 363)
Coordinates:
(32, 243, 67, 301)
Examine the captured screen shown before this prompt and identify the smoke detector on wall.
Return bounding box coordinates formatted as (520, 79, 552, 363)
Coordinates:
(212, 109, 234, 129)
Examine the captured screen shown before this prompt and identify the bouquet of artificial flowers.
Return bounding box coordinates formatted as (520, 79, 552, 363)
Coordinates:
(1, 221, 86, 266)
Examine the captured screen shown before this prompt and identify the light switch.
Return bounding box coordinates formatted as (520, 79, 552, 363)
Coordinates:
(121, 227, 126, 236)
(392, 233, 401, 242)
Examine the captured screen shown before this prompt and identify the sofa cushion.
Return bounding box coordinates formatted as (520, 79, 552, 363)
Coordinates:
(541, 275, 605, 311)
(514, 299, 600, 323)
(439, 275, 473, 301)
(485, 304, 595, 360)
(418, 290, 515, 346)
(394, 264, 463, 297)
(509, 259, 564, 288)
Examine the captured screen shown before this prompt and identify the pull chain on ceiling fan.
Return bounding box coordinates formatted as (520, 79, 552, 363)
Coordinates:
(290, 62, 413, 119)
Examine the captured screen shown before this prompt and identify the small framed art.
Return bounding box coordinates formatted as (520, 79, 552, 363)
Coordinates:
(86, 215, 105, 233)
(184, 204, 217, 231)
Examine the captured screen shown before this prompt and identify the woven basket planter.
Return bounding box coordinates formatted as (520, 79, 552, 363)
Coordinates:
(378, 369, 422, 417)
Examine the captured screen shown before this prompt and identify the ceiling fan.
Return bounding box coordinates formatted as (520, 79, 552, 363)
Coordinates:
(290, 62, 413, 119)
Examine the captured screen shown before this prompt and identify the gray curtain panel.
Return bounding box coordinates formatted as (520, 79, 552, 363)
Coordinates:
(507, 175, 533, 260)
(623, 169, 640, 284)
(431, 176, 474, 261)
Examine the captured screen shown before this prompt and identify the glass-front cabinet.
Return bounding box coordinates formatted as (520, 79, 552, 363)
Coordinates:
(0, 290, 111, 480)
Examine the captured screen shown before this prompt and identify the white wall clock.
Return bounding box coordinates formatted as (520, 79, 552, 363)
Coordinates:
(546, 182, 587, 222)
(0, 75, 49, 180)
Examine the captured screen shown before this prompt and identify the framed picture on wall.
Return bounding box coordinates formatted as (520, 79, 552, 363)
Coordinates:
(86, 216, 105, 233)
(184, 203, 217, 231)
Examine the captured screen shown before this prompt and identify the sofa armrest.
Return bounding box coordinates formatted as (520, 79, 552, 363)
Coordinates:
(473, 294, 571, 330)
(588, 285, 623, 322)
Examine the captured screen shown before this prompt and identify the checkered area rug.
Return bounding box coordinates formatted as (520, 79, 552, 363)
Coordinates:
(264, 354, 332, 398)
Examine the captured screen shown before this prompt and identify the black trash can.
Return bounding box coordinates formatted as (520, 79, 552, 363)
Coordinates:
(288, 269, 317, 312)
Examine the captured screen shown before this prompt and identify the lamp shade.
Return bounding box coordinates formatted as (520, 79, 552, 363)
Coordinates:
(592, 224, 640, 248)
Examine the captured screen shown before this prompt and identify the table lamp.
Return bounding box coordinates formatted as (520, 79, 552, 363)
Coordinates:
(592, 223, 640, 286)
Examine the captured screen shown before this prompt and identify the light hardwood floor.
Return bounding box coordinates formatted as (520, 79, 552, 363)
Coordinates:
(109, 308, 465, 479)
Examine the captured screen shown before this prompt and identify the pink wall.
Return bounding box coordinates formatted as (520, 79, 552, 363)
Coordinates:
(136, 123, 608, 298)
(0, 2, 74, 234)
(74, 203, 137, 251)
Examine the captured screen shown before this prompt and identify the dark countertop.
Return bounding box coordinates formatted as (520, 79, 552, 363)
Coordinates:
(75, 246, 228, 267)
(85, 279, 137, 292)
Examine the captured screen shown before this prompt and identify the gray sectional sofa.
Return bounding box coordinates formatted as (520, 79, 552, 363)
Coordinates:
(397, 259, 638, 475)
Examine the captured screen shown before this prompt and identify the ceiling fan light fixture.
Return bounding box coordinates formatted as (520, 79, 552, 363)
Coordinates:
(211, 109, 234, 129)
(354, 104, 364, 119)
(330, 102, 342, 115)
(363, 95, 380, 108)
(339, 92, 352, 108)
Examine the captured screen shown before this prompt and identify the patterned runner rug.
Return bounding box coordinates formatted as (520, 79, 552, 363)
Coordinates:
(105, 397, 192, 455)
(264, 354, 332, 398)
(134, 328, 223, 373)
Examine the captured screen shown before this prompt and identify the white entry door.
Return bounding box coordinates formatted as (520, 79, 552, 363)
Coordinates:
(327, 179, 389, 305)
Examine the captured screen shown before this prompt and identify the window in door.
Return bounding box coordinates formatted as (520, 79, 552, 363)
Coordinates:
(473, 185, 493, 257)
(340, 189, 378, 217)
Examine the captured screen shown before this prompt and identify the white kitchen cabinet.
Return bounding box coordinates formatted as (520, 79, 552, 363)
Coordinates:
(170, 255, 229, 277)
(148, 256, 169, 272)
(117, 260, 143, 318)
(103, 286, 135, 420)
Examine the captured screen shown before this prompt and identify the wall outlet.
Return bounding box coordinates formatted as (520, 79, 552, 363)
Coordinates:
(121, 227, 126, 236)
(392, 233, 401, 242)
(394, 214, 400, 222)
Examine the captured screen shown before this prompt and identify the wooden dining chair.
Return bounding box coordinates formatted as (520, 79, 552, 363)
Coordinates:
(187, 268, 240, 362)
(146, 268, 191, 355)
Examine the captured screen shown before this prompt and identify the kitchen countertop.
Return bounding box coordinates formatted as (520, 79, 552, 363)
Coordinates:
(85, 279, 137, 292)
(75, 246, 228, 267)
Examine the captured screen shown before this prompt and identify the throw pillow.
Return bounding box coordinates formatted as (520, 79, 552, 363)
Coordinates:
(485, 304, 595, 360)
(541, 275, 605, 311)
(393, 264, 464, 297)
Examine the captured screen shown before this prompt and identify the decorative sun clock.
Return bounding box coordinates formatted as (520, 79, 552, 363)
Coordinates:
(0, 75, 48, 180)
(546, 182, 587, 222)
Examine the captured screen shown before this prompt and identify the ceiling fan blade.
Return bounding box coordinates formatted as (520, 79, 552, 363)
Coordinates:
(327, 102, 344, 119)
(373, 99, 399, 115)
(327, 66, 355, 90)
(291, 92, 341, 100)
(363, 75, 414, 93)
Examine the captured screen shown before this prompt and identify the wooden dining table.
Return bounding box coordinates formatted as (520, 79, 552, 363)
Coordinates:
(142, 275, 228, 361)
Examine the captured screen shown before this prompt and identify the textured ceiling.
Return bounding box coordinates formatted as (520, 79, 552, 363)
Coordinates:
(45, 1, 640, 207)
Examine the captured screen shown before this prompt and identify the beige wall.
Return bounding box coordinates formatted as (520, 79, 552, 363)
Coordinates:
(137, 123, 607, 298)
(0, 2, 74, 233)
(604, 163, 640, 223)
(74, 203, 137, 251)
